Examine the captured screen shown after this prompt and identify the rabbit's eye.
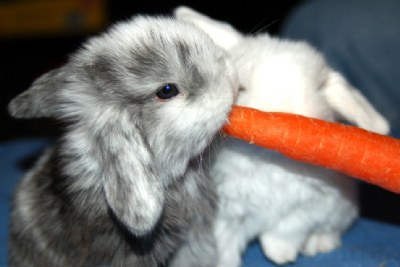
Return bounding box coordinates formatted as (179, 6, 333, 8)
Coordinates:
(156, 83, 180, 100)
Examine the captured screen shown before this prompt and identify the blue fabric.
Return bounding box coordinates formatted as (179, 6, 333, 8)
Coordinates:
(1, 139, 400, 266)
(243, 220, 400, 267)
(280, 0, 400, 134)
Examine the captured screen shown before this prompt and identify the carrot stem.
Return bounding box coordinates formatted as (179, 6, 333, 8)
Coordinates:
(223, 106, 400, 193)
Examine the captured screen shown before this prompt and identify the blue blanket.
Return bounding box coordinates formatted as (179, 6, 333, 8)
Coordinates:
(1, 139, 400, 266)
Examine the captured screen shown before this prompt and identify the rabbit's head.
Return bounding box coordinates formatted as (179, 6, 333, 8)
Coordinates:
(9, 16, 238, 235)
(175, 6, 389, 134)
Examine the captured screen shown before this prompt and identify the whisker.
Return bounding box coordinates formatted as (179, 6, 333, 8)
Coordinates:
(252, 17, 280, 36)
(247, 15, 280, 37)
(248, 14, 273, 36)
(197, 151, 206, 177)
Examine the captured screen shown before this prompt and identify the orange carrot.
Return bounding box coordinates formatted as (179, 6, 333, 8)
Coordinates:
(223, 106, 400, 193)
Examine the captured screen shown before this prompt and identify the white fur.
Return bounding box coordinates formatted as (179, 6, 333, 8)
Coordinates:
(175, 6, 390, 266)
(174, 6, 242, 50)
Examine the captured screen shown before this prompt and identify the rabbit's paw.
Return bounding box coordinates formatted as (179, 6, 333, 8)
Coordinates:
(260, 235, 300, 265)
(302, 232, 341, 257)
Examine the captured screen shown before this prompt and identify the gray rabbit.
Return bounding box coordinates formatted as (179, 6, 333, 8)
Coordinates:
(8, 15, 238, 267)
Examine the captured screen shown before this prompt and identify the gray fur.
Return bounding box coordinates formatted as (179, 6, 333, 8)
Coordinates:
(8, 68, 69, 118)
(8, 15, 238, 267)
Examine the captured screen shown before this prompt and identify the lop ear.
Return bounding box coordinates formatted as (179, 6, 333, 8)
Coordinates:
(174, 6, 243, 50)
(99, 111, 165, 236)
(323, 70, 390, 134)
(8, 67, 67, 119)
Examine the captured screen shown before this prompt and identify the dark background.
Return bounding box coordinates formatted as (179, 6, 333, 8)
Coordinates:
(1, 0, 399, 226)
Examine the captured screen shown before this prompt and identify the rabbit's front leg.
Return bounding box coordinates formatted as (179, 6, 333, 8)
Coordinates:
(302, 231, 342, 257)
(214, 218, 244, 267)
(169, 227, 217, 267)
(259, 208, 314, 265)
(168, 168, 218, 267)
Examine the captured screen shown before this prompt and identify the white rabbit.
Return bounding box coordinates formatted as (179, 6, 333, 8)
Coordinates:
(8, 14, 238, 267)
(175, 6, 390, 266)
